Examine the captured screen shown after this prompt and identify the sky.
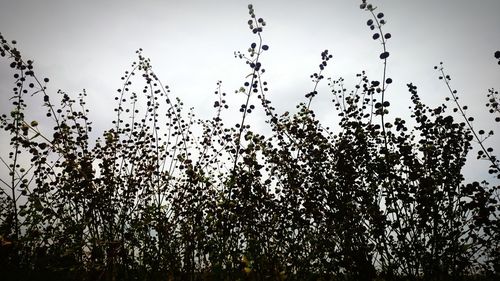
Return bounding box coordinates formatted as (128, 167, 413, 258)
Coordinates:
(0, 0, 499, 182)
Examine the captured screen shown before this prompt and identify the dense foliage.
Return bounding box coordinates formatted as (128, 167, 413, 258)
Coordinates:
(1, 1, 499, 280)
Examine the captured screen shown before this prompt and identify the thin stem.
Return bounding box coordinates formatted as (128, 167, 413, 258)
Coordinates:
(438, 66, 500, 175)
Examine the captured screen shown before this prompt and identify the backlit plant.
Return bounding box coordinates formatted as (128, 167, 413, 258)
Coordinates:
(0, 1, 498, 280)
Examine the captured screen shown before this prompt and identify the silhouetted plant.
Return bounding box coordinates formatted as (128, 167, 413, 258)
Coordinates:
(0, 1, 499, 281)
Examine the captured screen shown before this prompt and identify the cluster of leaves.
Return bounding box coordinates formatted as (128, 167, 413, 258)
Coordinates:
(0, 2, 499, 280)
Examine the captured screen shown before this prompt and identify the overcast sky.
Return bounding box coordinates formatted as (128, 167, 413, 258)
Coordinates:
(1, 0, 499, 181)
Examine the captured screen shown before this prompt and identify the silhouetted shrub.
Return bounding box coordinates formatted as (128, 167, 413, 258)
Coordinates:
(0, 1, 498, 280)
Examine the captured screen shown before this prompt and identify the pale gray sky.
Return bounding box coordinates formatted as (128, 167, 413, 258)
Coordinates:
(1, 0, 499, 181)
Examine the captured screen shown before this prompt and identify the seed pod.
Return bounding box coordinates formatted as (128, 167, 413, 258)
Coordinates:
(380, 52, 390, 59)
